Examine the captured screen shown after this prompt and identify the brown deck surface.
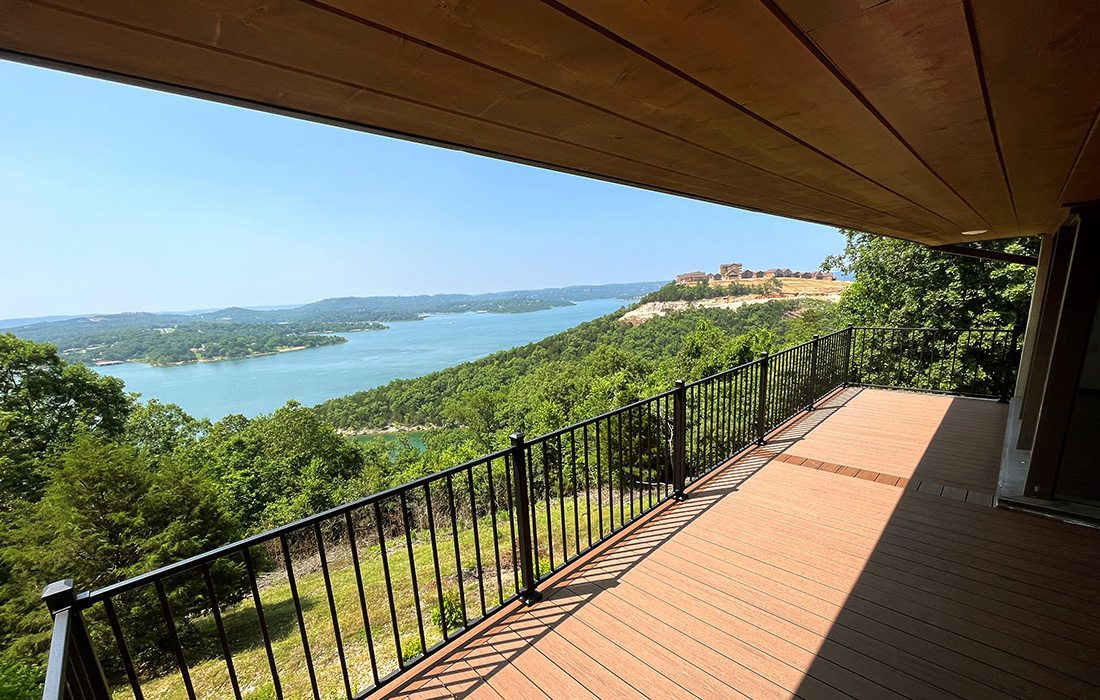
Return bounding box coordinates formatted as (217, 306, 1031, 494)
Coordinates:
(767, 388, 1008, 495)
(378, 389, 1100, 699)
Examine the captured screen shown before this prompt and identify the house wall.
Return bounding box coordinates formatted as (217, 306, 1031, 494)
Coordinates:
(1020, 206, 1100, 502)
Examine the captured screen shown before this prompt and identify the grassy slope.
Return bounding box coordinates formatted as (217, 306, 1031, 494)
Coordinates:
(125, 490, 654, 700)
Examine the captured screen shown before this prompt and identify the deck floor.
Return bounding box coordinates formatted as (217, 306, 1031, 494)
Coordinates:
(379, 389, 1100, 699)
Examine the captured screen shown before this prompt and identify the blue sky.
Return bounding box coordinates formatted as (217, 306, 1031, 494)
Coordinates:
(0, 60, 844, 319)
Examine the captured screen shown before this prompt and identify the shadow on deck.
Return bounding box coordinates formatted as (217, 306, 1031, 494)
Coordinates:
(378, 389, 1100, 699)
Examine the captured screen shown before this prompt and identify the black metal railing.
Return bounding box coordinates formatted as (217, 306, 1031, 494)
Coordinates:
(39, 324, 1019, 700)
(849, 326, 1019, 400)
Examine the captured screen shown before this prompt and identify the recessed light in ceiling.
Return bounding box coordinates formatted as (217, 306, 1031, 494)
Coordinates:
(961, 230, 986, 236)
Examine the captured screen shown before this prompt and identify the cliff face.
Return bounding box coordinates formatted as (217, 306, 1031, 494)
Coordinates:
(622, 279, 849, 326)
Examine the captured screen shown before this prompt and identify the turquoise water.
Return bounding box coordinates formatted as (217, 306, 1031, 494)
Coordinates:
(94, 298, 627, 420)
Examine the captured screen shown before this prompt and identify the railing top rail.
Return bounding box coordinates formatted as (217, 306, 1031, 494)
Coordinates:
(853, 326, 1014, 332)
(684, 326, 850, 389)
(79, 445, 512, 605)
(525, 388, 677, 444)
(683, 357, 759, 389)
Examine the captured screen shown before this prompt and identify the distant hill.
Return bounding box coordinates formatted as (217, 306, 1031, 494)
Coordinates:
(4, 282, 664, 365)
(0, 314, 89, 329)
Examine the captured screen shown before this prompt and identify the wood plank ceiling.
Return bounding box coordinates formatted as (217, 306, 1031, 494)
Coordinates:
(1, 0, 1098, 244)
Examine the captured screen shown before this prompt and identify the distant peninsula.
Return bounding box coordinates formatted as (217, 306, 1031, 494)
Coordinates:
(3, 281, 662, 366)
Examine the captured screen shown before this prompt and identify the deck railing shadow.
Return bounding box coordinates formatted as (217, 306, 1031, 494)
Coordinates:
(790, 395, 1100, 697)
(379, 452, 765, 698)
(751, 387, 863, 456)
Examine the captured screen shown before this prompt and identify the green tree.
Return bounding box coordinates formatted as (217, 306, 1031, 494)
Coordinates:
(0, 433, 239, 669)
(0, 334, 131, 507)
(125, 399, 209, 457)
(823, 230, 1037, 332)
(188, 401, 365, 529)
(443, 389, 505, 452)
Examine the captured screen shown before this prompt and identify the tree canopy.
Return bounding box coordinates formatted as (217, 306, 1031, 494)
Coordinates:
(824, 230, 1037, 332)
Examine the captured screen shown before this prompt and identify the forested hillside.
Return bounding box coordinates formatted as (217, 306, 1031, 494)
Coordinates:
(314, 298, 839, 433)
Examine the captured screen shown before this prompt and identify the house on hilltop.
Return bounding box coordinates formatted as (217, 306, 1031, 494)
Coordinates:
(718, 263, 743, 280)
(676, 262, 835, 284)
(674, 271, 713, 284)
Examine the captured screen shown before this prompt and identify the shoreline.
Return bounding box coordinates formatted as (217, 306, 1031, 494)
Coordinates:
(339, 424, 441, 437)
(89, 340, 348, 368)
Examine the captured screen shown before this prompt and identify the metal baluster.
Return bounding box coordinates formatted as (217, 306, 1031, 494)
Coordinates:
(673, 380, 687, 499)
(102, 597, 143, 700)
(445, 475, 468, 628)
(200, 565, 241, 700)
(243, 549, 282, 698)
(615, 412, 624, 530)
(570, 431, 580, 558)
(484, 460, 504, 606)
(557, 433, 567, 562)
(279, 535, 320, 699)
(155, 579, 197, 700)
(399, 492, 428, 651)
(422, 484, 448, 641)
(595, 419, 604, 540)
(539, 443, 553, 572)
(465, 466, 487, 617)
(583, 422, 593, 548)
(314, 523, 352, 700)
(343, 510, 380, 687)
(373, 502, 405, 666)
(503, 459, 520, 596)
(757, 352, 769, 444)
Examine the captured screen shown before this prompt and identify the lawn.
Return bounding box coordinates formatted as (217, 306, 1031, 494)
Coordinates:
(112, 485, 663, 699)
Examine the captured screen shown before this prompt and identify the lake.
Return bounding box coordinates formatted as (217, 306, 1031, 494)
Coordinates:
(94, 298, 628, 420)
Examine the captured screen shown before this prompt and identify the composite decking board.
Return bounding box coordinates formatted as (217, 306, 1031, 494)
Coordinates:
(694, 489, 1100, 632)
(655, 521, 1100, 682)
(732, 468, 1100, 574)
(636, 546, 1025, 700)
(652, 491, 1098, 696)
(537, 587, 749, 699)
(727, 494, 1100, 598)
(378, 389, 1100, 699)
(556, 504, 892, 699)
(567, 558, 891, 700)
(694, 493, 1100, 602)
(561, 479, 1062, 700)
(606, 549, 962, 700)
(529, 590, 769, 699)
(669, 504, 1100, 667)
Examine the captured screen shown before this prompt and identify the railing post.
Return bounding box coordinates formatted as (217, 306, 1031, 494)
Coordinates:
(806, 334, 820, 410)
(509, 433, 541, 605)
(672, 379, 687, 499)
(756, 352, 769, 445)
(42, 579, 112, 700)
(843, 324, 855, 386)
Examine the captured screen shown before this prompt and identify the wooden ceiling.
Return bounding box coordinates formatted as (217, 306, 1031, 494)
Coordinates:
(2, 0, 1098, 244)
